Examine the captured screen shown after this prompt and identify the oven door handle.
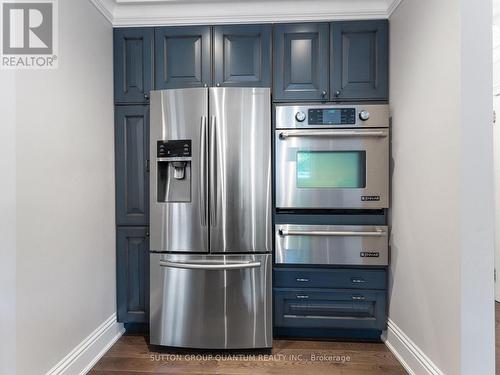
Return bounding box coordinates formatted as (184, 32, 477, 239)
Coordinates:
(278, 229, 386, 237)
(159, 260, 261, 270)
(278, 130, 387, 139)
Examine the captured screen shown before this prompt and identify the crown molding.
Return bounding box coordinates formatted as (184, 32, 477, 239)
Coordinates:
(90, 0, 403, 27)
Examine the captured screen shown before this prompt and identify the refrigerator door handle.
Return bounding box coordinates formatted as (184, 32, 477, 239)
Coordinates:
(209, 115, 217, 225)
(200, 116, 208, 226)
(159, 260, 261, 270)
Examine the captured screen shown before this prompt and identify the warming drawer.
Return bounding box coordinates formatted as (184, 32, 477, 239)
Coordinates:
(275, 224, 389, 266)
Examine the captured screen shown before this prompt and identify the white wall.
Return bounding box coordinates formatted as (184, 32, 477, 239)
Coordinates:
(388, 0, 494, 374)
(14, 1, 116, 374)
(0, 54, 17, 375)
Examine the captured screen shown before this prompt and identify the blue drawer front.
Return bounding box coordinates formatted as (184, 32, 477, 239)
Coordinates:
(274, 288, 387, 331)
(274, 268, 387, 290)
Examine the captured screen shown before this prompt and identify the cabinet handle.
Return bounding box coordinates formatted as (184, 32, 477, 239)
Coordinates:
(351, 278, 366, 284)
(146, 232, 150, 238)
(321, 90, 327, 97)
(335, 90, 341, 97)
(352, 295, 365, 301)
(296, 278, 309, 282)
(146, 159, 150, 173)
(296, 295, 309, 299)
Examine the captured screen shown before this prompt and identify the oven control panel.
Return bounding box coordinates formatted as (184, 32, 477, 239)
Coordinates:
(275, 104, 389, 129)
(307, 108, 356, 125)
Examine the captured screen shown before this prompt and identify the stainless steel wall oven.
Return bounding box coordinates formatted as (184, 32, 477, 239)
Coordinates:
(275, 104, 389, 210)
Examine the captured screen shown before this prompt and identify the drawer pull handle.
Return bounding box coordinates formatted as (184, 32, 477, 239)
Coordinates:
(351, 278, 366, 283)
(278, 229, 386, 237)
(296, 295, 309, 299)
(352, 295, 366, 301)
(296, 278, 309, 282)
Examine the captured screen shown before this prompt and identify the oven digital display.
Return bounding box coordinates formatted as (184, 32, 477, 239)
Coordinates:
(308, 108, 356, 125)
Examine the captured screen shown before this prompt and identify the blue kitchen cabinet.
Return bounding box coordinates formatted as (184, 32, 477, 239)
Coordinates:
(155, 26, 212, 89)
(113, 28, 154, 104)
(213, 25, 272, 87)
(115, 105, 149, 226)
(273, 23, 330, 101)
(273, 267, 388, 340)
(274, 288, 386, 331)
(331, 20, 388, 101)
(117, 226, 150, 323)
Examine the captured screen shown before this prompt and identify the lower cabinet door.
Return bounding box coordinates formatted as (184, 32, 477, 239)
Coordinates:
(117, 226, 150, 323)
(274, 288, 386, 331)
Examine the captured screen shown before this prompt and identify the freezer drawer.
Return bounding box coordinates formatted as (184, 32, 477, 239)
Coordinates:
(275, 224, 388, 266)
(150, 253, 272, 349)
(273, 267, 387, 290)
(274, 288, 387, 331)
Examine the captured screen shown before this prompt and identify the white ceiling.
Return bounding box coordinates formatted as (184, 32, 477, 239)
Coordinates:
(90, 0, 403, 27)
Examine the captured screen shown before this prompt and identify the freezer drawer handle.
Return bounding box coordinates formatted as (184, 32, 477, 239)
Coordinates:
(278, 229, 386, 237)
(159, 260, 261, 270)
(278, 130, 387, 139)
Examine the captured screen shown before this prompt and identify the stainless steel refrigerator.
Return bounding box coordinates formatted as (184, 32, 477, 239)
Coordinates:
(149, 87, 272, 349)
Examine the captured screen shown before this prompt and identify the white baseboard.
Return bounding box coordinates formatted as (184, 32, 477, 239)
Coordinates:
(45, 313, 125, 375)
(383, 319, 444, 375)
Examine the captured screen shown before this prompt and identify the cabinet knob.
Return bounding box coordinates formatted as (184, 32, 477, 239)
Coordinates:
(144, 93, 149, 99)
(335, 90, 341, 97)
(321, 90, 327, 97)
(203, 83, 208, 88)
(216, 83, 221, 87)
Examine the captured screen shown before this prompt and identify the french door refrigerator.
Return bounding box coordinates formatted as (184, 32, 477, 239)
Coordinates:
(149, 87, 272, 349)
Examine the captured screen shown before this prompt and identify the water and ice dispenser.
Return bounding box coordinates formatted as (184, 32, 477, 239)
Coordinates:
(156, 140, 191, 203)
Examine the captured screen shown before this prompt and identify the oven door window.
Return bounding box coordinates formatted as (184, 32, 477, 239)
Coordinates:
(296, 151, 366, 188)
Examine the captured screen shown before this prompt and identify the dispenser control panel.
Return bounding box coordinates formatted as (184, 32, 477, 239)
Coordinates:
(157, 140, 191, 158)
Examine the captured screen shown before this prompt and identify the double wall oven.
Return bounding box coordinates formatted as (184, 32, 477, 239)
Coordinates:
(274, 104, 390, 267)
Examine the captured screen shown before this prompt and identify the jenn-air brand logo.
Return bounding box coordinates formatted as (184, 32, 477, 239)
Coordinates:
(360, 252, 380, 258)
(1, 0, 58, 69)
(361, 195, 380, 202)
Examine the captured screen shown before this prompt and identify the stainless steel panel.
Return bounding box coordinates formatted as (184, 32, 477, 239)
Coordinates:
(150, 253, 272, 349)
(275, 127, 389, 209)
(275, 103, 389, 129)
(275, 224, 388, 266)
(209, 87, 272, 253)
(150, 88, 209, 252)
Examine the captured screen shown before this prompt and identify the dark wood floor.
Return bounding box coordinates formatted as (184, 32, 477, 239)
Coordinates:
(90, 334, 407, 374)
(90, 302, 500, 374)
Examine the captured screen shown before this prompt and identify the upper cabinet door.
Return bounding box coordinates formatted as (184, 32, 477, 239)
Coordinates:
(155, 26, 211, 89)
(331, 20, 388, 101)
(273, 23, 329, 101)
(113, 28, 154, 104)
(115, 105, 149, 226)
(213, 25, 271, 87)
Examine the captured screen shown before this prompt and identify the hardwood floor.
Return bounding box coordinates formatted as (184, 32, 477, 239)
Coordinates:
(90, 335, 407, 374)
(90, 301, 500, 374)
